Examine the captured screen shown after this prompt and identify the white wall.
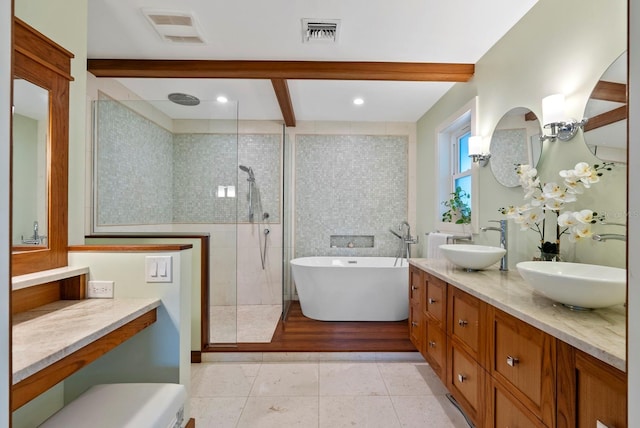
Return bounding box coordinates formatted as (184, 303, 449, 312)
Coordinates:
(417, 0, 627, 268)
(0, 0, 11, 425)
(628, 0, 638, 421)
(15, 0, 88, 246)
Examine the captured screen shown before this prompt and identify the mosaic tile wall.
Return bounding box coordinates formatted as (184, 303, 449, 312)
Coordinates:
(173, 134, 281, 223)
(95, 99, 174, 225)
(295, 134, 408, 258)
(95, 98, 281, 225)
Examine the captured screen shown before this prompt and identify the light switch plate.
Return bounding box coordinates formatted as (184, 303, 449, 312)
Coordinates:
(145, 255, 173, 283)
(87, 280, 114, 298)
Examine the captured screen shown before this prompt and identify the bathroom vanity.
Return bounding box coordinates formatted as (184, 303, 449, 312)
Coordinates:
(409, 258, 626, 428)
(11, 266, 160, 411)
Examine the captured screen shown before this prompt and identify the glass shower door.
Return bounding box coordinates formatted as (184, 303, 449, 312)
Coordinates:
(281, 125, 293, 320)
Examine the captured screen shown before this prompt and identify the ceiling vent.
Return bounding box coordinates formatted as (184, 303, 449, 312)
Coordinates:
(302, 19, 340, 43)
(142, 9, 206, 44)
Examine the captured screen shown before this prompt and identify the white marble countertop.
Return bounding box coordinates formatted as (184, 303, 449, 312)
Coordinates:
(409, 258, 626, 372)
(12, 265, 90, 291)
(12, 298, 161, 384)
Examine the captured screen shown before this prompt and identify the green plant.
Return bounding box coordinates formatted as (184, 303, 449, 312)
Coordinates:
(441, 187, 471, 224)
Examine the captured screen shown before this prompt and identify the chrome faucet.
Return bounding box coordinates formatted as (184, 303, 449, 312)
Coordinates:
(592, 234, 626, 242)
(480, 219, 508, 271)
(391, 221, 418, 266)
(22, 220, 46, 245)
(592, 221, 626, 242)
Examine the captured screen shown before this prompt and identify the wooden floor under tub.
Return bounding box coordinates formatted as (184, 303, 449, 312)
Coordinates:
(205, 301, 416, 353)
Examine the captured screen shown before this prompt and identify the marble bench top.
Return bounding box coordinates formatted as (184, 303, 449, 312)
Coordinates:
(12, 297, 161, 384)
(409, 258, 626, 372)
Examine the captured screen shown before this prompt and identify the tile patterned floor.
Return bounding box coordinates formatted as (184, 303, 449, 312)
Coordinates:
(190, 359, 470, 427)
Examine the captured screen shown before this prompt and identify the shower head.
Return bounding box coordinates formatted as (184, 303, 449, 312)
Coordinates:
(239, 165, 255, 181)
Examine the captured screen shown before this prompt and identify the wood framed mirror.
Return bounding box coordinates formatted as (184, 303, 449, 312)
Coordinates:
(12, 17, 73, 276)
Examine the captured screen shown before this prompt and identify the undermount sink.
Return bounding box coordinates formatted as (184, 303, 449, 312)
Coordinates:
(439, 244, 506, 270)
(516, 261, 626, 310)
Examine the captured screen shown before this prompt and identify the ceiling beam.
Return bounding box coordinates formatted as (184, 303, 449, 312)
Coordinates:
(584, 105, 627, 131)
(87, 59, 475, 82)
(590, 80, 627, 103)
(271, 79, 296, 127)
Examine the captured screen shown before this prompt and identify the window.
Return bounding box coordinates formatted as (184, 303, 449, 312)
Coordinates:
(452, 129, 472, 201)
(435, 97, 478, 233)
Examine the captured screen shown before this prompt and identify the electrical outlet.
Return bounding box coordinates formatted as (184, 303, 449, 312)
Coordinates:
(87, 280, 114, 298)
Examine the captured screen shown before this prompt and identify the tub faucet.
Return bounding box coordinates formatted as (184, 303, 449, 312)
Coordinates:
(392, 221, 418, 266)
(480, 219, 508, 271)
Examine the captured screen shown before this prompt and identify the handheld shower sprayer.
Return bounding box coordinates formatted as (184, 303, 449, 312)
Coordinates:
(239, 165, 255, 182)
(239, 165, 255, 221)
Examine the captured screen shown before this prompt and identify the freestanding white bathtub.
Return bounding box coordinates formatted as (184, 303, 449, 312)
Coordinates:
(290, 257, 409, 321)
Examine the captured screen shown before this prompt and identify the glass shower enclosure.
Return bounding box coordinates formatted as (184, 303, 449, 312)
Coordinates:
(92, 94, 288, 346)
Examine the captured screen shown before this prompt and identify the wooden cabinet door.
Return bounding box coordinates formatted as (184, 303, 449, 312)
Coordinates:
(425, 321, 446, 381)
(448, 286, 486, 364)
(447, 340, 485, 427)
(486, 377, 547, 428)
(490, 308, 555, 427)
(408, 266, 424, 352)
(409, 265, 423, 307)
(425, 273, 446, 326)
(409, 303, 424, 352)
(557, 342, 626, 428)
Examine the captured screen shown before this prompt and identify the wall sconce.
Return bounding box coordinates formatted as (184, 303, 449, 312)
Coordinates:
(468, 135, 491, 167)
(217, 185, 236, 198)
(540, 94, 588, 142)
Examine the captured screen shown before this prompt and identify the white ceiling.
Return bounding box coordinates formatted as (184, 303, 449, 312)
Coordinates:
(87, 0, 538, 122)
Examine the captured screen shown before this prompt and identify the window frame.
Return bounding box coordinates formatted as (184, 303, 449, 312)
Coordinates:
(435, 97, 479, 234)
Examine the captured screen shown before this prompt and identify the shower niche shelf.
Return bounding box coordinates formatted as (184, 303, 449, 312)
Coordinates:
(330, 235, 374, 248)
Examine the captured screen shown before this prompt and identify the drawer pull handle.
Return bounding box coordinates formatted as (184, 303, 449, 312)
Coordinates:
(411, 285, 417, 291)
(411, 321, 418, 327)
(457, 373, 467, 383)
(458, 319, 468, 327)
(428, 298, 437, 304)
(506, 356, 519, 367)
(428, 341, 436, 348)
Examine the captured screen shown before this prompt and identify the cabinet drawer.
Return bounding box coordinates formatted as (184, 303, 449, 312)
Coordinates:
(425, 273, 446, 325)
(486, 377, 546, 428)
(448, 341, 484, 426)
(425, 322, 446, 380)
(491, 309, 555, 426)
(409, 304, 424, 352)
(409, 266, 423, 307)
(448, 287, 483, 360)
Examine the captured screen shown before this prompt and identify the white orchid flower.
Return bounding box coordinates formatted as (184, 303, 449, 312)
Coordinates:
(530, 194, 546, 207)
(558, 211, 577, 227)
(572, 162, 592, 177)
(559, 169, 576, 179)
(554, 191, 577, 204)
(570, 224, 593, 242)
(542, 182, 562, 199)
(564, 179, 584, 194)
(543, 200, 564, 211)
(574, 209, 594, 224)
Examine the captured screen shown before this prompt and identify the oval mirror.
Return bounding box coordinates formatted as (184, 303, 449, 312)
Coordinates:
(584, 51, 627, 163)
(12, 78, 49, 248)
(489, 107, 542, 187)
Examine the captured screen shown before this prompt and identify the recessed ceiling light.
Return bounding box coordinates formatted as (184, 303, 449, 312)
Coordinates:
(217, 96, 228, 103)
(353, 97, 364, 105)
